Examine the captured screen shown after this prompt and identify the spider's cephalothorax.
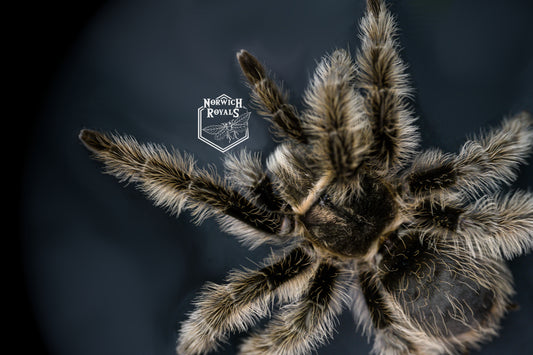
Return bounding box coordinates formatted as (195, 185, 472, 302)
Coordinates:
(79, 0, 533, 354)
(302, 175, 398, 257)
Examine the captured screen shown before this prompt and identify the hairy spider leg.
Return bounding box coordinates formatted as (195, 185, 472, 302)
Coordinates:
(354, 260, 418, 355)
(223, 149, 286, 212)
(458, 191, 533, 259)
(404, 113, 533, 258)
(358, 269, 394, 330)
(177, 247, 314, 355)
(413, 191, 533, 260)
(237, 50, 306, 144)
(239, 262, 347, 355)
(406, 112, 533, 199)
(355, 0, 418, 172)
(79, 129, 288, 239)
(302, 49, 370, 183)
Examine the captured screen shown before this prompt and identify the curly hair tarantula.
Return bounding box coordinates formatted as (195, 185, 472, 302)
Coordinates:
(79, 0, 533, 354)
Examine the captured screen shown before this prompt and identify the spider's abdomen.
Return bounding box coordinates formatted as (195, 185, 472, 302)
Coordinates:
(303, 176, 397, 257)
(378, 233, 512, 338)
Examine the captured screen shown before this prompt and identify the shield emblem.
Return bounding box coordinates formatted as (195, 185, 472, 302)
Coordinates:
(198, 94, 250, 152)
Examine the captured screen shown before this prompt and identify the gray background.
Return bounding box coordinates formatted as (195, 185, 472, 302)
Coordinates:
(19, 0, 533, 354)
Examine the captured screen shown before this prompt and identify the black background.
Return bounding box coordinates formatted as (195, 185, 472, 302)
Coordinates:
(18, 0, 533, 354)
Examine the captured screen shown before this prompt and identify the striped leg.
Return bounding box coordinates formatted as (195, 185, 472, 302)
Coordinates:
(302, 49, 370, 182)
(239, 262, 346, 355)
(356, 0, 418, 171)
(79, 129, 289, 244)
(224, 149, 286, 212)
(237, 50, 306, 143)
(412, 191, 533, 259)
(177, 247, 314, 355)
(406, 112, 533, 198)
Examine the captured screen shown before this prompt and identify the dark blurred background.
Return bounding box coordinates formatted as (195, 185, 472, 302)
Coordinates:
(17, 0, 533, 354)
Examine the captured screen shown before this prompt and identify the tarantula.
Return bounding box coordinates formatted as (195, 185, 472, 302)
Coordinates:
(79, 0, 533, 354)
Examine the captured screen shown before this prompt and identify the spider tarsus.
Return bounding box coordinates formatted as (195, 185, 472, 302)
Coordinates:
(237, 49, 265, 84)
(237, 49, 306, 143)
(79, 128, 110, 153)
(367, 0, 382, 16)
(506, 302, 520, 312)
